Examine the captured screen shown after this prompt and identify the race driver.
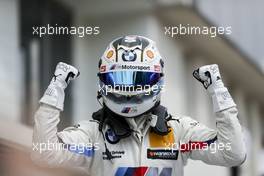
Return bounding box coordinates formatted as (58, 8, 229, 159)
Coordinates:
(31, 35, 246, 176)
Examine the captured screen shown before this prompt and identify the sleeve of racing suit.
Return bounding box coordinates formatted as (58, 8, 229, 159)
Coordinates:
(181, 96, 246, 167)
(31, 104, 95, 168)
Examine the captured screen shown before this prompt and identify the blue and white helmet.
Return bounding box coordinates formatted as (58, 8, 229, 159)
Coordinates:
(98, 35, 164, 117)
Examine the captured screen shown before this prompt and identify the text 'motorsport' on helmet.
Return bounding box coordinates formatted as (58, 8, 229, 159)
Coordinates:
(98, 35, 165, 117)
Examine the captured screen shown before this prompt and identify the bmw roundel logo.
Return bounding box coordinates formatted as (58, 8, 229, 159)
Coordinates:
(105, 129, 120, 144)
(122, 50, 137, 61)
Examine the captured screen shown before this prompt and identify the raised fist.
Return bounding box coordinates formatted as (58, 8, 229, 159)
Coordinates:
(40, 62, 80, 110)
(193, 64, 224, 94)
(52, 62, 80, 89)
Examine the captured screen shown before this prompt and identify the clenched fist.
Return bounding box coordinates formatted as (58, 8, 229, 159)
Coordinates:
(192, 64, 235, 112)
(193, 64, 224, 94)
(52, 62, 80, 89)
(40, 62, 80, 111)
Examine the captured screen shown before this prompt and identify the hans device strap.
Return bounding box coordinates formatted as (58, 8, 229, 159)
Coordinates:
(151, 105, 171, 135)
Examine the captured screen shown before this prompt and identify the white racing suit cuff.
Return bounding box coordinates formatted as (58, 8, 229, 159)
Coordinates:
(39, 83, 65, 111)
(210, 87, 236, 113)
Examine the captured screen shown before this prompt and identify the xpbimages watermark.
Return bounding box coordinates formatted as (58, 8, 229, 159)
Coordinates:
(98, 83, 165, 96)
(164, 24, 232, 38)
(168, 141, 232, 154)
(32, 24, 100, 37)
(32, 141, 100, 156)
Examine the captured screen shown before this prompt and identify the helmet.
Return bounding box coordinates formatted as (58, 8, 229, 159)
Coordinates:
(97, 35, 164, 117)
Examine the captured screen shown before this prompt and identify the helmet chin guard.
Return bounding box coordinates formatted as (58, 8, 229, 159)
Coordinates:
(102, 91, 161, 118)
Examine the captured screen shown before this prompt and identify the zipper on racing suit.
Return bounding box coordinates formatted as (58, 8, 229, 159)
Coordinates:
(138, 135, 143, 166)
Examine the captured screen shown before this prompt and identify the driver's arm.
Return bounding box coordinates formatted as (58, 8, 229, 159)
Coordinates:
(31, 62, 94, 169)
(182, 64, 246, 166)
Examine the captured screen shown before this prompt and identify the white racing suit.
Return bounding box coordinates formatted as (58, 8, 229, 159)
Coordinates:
(32, 97, 246, 176)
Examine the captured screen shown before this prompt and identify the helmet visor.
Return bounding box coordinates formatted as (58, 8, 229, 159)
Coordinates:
(98, 71, 162, 87)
